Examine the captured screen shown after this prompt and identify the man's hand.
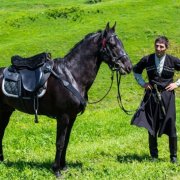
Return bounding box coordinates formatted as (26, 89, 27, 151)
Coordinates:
(143, 83, 153, 90)
(165, 83, 178, 91)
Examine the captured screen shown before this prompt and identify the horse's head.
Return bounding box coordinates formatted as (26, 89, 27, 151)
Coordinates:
(99, 22, 132, 74)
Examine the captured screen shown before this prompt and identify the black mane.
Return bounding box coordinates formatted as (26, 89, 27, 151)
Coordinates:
(64, 30, 102, 59)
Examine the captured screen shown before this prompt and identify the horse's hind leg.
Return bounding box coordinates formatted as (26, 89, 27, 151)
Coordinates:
(0, 104, 14, 161)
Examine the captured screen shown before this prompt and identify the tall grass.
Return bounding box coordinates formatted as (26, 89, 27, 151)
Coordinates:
(0, 0, 180, 179)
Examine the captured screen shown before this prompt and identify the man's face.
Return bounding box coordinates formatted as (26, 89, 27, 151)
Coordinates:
(155, 42, 167, 58)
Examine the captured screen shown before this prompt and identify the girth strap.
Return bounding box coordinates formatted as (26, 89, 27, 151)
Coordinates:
(34, 95, 39, 123)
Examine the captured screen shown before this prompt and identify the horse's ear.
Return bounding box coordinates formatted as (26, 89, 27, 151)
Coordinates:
(112, 22, 116, 32)
(103, 22, 110, 38)
(105, 22, 110, 32)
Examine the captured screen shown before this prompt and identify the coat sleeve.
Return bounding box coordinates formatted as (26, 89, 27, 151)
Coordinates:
(133, 56, 147, 74)
(173, 56, 180, 87)
(174, 57, 180, 71)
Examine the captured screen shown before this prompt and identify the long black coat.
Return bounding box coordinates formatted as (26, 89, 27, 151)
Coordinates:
(131, 53, 180, 137)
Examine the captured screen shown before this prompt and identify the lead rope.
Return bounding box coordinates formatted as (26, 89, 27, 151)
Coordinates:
(88, 70, 114, 104)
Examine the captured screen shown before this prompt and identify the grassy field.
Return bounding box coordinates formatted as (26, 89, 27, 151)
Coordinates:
(0, 0, 180, 179)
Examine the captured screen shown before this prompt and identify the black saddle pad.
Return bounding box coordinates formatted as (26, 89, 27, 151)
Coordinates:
(11, 52, 51, 69)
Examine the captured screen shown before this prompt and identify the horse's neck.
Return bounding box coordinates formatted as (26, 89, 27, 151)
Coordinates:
(56, 33, 102, 97)
(65, 53, 101, 94)
(61, 45, 102, 99)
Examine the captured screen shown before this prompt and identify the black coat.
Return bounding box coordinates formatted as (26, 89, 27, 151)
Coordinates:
(131, 53, 180, 137)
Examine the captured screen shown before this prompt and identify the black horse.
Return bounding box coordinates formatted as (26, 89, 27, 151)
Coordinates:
(0, 23, 132, 176)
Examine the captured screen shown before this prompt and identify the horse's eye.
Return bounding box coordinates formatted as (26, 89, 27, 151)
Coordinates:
(109, 42, 116, 48)
(109, 38, 116, 45)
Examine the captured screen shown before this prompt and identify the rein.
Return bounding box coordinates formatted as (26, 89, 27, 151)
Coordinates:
(88, 69, 136, 114)
(88, 71, 114, 104)
(116, 71, 135, 115)
(116, 71, 153, 115)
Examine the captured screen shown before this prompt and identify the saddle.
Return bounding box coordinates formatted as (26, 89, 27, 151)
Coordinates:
(2, 52, 54, 122)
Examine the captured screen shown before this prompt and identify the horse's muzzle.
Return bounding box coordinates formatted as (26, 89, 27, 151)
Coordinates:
(116, 59, 132, 74)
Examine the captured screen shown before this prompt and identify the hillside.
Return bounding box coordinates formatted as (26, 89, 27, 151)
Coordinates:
(0, 1, 180, 179)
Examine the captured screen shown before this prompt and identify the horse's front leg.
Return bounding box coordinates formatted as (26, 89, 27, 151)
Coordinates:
(60, 116, 76, 170)
(0, 106, 14, 161)
(52, 114, 69, 177)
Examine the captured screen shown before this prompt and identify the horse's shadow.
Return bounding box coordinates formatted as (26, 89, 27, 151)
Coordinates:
(3, 160, 83, 172)
(3, 160, 52, 172)
(3, 153, 163, 172)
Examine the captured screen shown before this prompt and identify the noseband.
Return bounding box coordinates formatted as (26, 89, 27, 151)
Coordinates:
(100, 34, 128, 71)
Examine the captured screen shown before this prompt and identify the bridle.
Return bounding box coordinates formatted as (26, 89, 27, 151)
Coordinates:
(89, 33, 134, 114)
(100, 33, 129, 72)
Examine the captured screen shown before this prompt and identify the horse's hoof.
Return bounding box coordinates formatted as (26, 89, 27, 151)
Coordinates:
(60, 165, 68, 172)
(52, 164, 62, 178)
(54, 171, 62, 178)
(0, 154, 4, 161)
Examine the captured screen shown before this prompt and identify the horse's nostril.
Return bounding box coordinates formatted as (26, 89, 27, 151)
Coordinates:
(127, 66, 132, 73)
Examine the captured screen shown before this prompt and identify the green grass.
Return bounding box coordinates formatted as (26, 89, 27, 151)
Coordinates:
(0, 0, 180, 179)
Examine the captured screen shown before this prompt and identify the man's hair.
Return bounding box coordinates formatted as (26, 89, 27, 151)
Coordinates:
(155, 36, 169, 48)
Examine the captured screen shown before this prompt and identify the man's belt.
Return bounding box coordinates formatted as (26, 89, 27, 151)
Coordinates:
(154, 84, 166, 117)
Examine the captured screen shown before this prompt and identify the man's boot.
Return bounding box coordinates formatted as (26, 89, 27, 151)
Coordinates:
(169, 137, 178, 163)
(149, 133, 158, 161)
